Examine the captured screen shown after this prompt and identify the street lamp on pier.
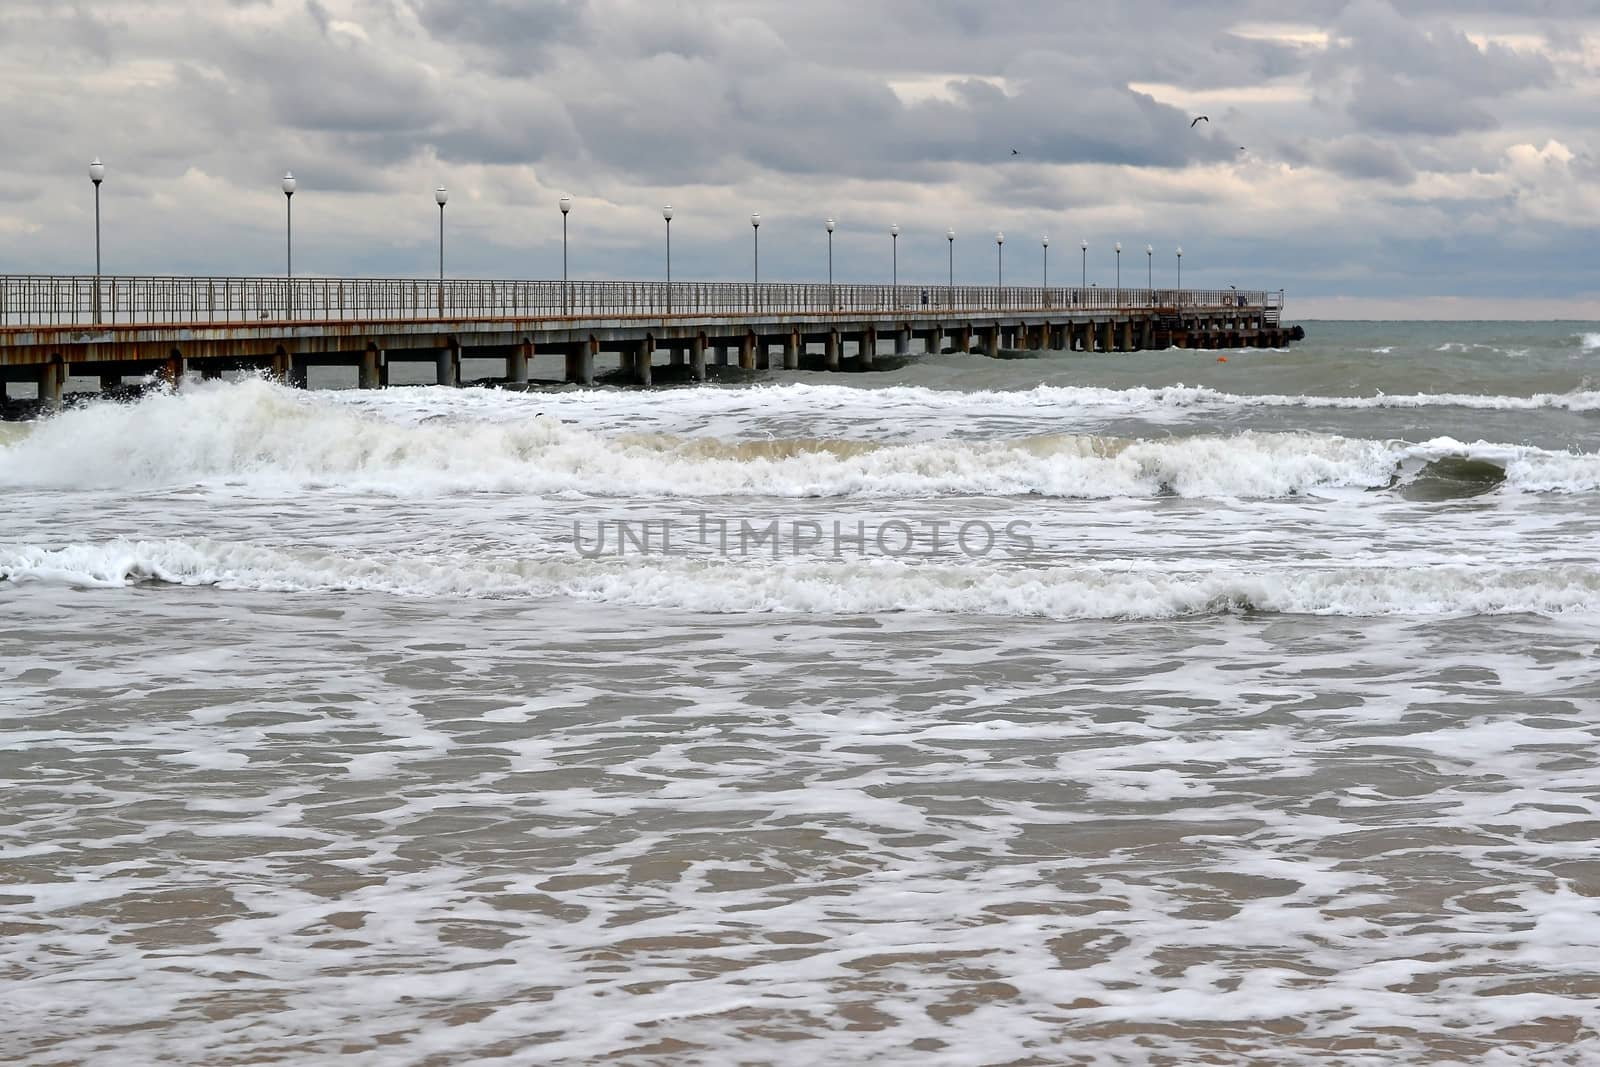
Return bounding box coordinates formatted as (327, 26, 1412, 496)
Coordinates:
(751, 212, 761, 312)
(826, 217, 835, 308)
(559, 195, 571, 314)
(282, 171, 296, 278)
(890, 223, 899, 292)
(946, 228, 955, 308)
(663, 204, 674, 315)
(751, 212, 761, 285)
(996, 231, 1004, 289)
(1042, 234, 1049, 291)
(1114, 242, 1121, 305)
(1080, 238, 1088, 289)
(435, 186, 448, 316)
(88, 157, 105, 324)
(1146, 244, 1153, 302)
(282, 171, 297, 318)
(1176, 246, 1183, 295)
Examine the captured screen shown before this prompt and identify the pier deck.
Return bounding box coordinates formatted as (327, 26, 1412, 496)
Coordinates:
(0, 276, 1293, 405)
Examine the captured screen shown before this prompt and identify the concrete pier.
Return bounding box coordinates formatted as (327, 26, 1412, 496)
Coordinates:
(0, 274, 1297, 402)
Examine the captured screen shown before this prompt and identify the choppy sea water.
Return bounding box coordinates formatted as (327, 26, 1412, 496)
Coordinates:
(4, 321, 1600, 1064)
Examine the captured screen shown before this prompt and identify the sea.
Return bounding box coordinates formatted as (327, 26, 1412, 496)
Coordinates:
(3, 320, 1600, 1065)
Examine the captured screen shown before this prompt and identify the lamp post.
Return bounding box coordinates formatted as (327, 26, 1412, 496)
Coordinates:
(559, 195, 571, 314)
(1176, 246, 1183, 295)
(663, 204, 673, 315)
(995, 231, 1004, 289)
(751, 212, 761, 311)
(890, 223, 899, 292)
(435, 186, 448, 316)
(1080, 238, 1088, 289)
(1146, 243, 1153, 302)
(1042, 234, 1049, 291)
(751, 212, 761, 284)
(282, 171, 296, 318)
(1114, 242, 1121, 305)
(88, 157, 105, 324)
(826, 216, 835, 309)
(940, 225, 953, 292)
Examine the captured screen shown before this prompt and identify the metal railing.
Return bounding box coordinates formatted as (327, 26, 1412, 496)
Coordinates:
(0, 274, 1284, 329)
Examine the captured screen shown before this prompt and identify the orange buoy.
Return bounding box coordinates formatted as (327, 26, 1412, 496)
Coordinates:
(1217, 356, 1228, 363)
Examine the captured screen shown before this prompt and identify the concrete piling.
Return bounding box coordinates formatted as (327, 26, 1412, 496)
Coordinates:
(627, 340, 646, 385)
(507, 341, 531, 385)
(783, 330, 799, 370)
(38, 358, 65, 410)
(359, 347, 383, 390)
(691, 334, 707, 381)
(434, 344, 459, 387)
(826, 330, 840, 371)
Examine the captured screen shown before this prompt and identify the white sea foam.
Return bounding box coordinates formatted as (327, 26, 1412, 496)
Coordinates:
(5, 538, 1599, 617)
(333, 376, 1600, 430)
(3, 381, 1598, 499)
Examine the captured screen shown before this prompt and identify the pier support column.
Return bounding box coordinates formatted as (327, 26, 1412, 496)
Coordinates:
(1100, 321, 1114, 354)
(635, 338, 654, 386)
(860, 329, 877, 368)
(895, 328, 911, 355)
(99, 373, 120, 392)
(982, 327, 1000, 358)
(38, 358, 66, 410)
(739, 333, 755, 371)
(691, 334, 707, 382)
(160, 352, 186, 391)
(359, 347, 382, 390)
(435, 343, 459, 387)
(957, 326, 972, 354)
(825, 330, 841, 371)
(1141, 320, 1153, 350)
(579, 340, 598, 385)
(783, 330, 800, 370)
(926, 326, 943, 353)
(756, 336, 770, 371)
(272, 348, 292, 382)
(507, 341, 531, 385)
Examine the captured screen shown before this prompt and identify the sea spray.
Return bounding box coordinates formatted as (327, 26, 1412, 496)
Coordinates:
(6, 379, 1600, 498)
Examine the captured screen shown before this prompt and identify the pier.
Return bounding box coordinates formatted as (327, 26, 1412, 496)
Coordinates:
(0, 275, 1293, 406)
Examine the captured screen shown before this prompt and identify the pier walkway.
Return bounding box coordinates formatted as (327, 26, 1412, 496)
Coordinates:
(0, 275, 1291, 405)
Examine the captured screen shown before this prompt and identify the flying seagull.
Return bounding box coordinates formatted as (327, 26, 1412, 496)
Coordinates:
(1190, 115, 1209, 128)
(1011, 147, 1020, 155)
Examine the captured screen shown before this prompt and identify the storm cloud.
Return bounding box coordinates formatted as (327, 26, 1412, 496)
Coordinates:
(0, 0, 1594, 316)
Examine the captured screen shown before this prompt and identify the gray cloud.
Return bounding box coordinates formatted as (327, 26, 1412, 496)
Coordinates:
(1321, 136, 1417, 183)
(0, 0, 1593, 311)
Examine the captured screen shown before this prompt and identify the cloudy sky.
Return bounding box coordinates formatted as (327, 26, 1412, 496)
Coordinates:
(1, 0, 1596, 318)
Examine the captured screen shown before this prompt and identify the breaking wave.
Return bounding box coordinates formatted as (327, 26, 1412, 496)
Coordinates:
(4, 539, 1600, 618)
(2, 380, 1598, 500)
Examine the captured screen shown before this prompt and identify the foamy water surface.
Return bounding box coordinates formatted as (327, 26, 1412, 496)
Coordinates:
(4, 321, 1600, 1063)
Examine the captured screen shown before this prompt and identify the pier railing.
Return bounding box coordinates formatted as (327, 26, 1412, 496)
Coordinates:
(0, 274, 1283, 329)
